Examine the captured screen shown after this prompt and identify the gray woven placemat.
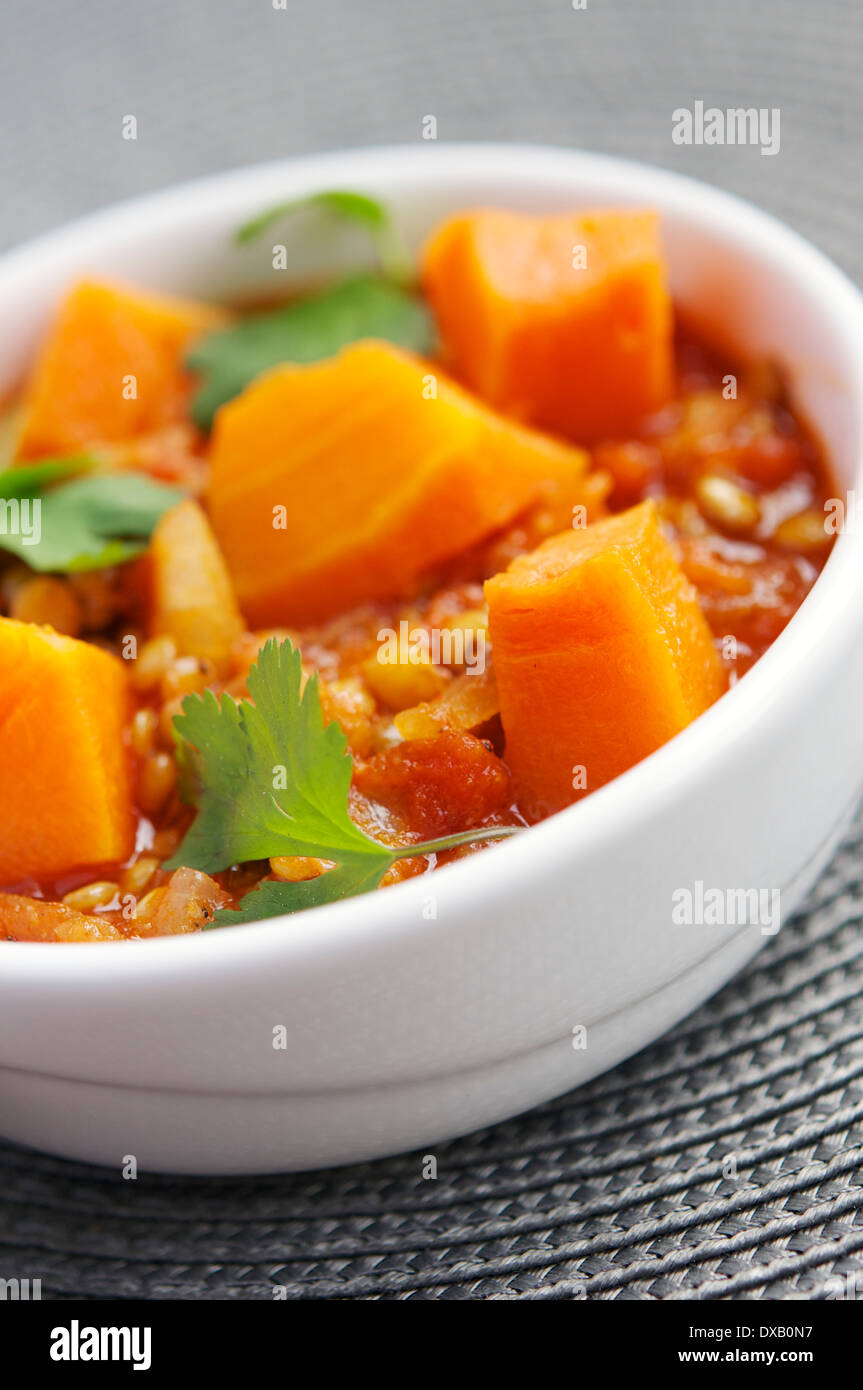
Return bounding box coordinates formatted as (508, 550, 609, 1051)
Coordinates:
(1, 0, 862, 1301)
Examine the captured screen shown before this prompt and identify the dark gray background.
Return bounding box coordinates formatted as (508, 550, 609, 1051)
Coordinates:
(2, 0, 863, 1300)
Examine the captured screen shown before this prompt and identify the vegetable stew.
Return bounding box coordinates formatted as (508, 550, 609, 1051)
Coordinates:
(0, 199, 836, 939)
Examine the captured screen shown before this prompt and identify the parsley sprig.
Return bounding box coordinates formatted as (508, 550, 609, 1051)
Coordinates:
(186, 274, 434, 429)
(187, 189, 428, 428)
(234, 189, 413, 285)
(166, 638, 518, 925)
(0, 460, 183, 571)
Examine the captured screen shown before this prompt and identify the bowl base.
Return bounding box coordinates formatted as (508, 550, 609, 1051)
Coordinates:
(0, 922, 771, 1174)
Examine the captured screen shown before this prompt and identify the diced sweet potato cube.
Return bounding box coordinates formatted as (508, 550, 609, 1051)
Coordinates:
(485, 501, 723, 820)
(207, 340, 600, 625)
(422, 208, 673, 442)
(149, 498, 243, 671)
(18, 280, 223, 457)
(0, 617, 134, 882)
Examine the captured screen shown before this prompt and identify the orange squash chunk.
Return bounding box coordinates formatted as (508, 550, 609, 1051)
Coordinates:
(149, 498, 243, 672)
(208, 339, 601, 625)
(0, 618, 134, 883)
(485, 501, 723, 820)
(18, 280, 222, 457)
(422, 208, 673, 442)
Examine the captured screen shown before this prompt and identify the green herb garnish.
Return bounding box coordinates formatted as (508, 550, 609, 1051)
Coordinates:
(186, 273, 435, 430)
(0, 462, 183, 572)
(166, 638, 517, 925)
(234, 189, 413, 284)
(0, 456, 87, 496)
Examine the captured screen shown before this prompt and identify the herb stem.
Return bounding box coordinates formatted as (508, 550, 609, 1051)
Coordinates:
(391, 824, 521, 860)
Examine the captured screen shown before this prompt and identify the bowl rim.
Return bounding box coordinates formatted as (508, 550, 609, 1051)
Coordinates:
(2, 140, 863, 982)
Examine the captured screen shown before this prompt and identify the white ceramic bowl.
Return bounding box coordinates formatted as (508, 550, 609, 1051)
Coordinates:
(1, 145, 862, 1174)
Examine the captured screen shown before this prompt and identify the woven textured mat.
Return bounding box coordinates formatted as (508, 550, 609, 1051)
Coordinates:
(1, 0, 862, 1301)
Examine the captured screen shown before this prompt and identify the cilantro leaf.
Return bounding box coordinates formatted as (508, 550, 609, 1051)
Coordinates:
(166, 637, 519, 923)
(234, 189, 413, 285)
(210, 861, 392, 927)
(165, 638, 390, 874)
(0, 467, 183, 573)
(0, 456, 91, 496)
(186, 274, 435, 429)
